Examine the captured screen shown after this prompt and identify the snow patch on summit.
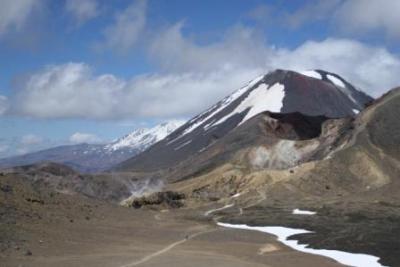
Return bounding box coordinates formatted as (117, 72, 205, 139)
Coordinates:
(300, 70, 322, 80)
(327, 74, 346, 88)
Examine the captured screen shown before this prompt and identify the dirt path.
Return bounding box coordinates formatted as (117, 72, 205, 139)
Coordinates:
(119, 228, 216, 267)
(204, 203, 234, 216)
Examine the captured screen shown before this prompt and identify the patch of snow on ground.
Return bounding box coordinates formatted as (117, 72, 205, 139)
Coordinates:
(217, 223, 387, 267)
(353, 109, 360, 114)
(212, 83, 285, 127)
(232, 193, 241, 198)
(300, 70, 322, 79)
(292, 209, 316, 215)
(204, 204, 234, 216)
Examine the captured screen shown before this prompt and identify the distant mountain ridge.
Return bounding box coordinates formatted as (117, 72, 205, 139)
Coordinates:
(0, 120, 185, 173)
(106, 120, 184, 151)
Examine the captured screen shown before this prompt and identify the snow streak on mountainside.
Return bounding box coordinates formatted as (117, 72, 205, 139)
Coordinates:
(212, 82, 285, 127)
(117, 69, 373, 173)
(0, 121, 185, 173)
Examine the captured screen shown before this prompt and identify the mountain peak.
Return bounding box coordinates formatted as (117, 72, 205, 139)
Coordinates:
(117, 69, 373, 173)
(105, 120, 185, 152)
(169, 69, 372, 140)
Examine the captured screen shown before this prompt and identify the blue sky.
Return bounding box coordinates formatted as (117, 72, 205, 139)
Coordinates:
(1, 0, 400, 158)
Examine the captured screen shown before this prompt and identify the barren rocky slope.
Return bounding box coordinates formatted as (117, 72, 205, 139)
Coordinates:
(112, 76, 399, 265)
(1, 162, 135, 202)
(166, 87, 400, 266)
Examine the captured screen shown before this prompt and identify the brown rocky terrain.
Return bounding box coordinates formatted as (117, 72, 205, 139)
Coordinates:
(1, 172, 347, 267)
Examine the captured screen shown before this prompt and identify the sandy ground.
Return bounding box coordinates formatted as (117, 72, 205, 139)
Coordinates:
(2, 204, 345, 267)
(0, 173, 346, 267)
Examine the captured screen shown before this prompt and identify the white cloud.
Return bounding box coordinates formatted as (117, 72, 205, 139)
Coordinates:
(15, 63, 125, 119)
(335, 0, 400, 39)
(245, 4, 273, 25)
(13, 62, 259, 119)
(149, 23, 269, 73)
(65, 0, 99, 25)
(0, 144, 9, 154)
(10, 23, 400, 120)
(270, 38, 400, 96)
(0, 0, 39, 36)
(69, 132, 101, 144)
(283, 0, 342, 29)
(0, 95, 9, 115)
(148, 24, 400, 98)
(278, 0, 400, 39)
(121, 69, 261, 118)
(20, 134, 43, 145)
(98, 0, 146, 52)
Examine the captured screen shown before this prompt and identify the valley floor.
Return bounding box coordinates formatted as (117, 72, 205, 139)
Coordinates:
(2, 173, 397, 267)
(1, 206, 345, 267)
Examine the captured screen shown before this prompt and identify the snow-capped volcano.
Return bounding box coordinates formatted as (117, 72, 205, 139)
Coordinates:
(179, 69, 370, 136)
(166, 69, 371, 143)
(106, 120, 185, 152)
(116, 69, 373, 173)
(0, 120, 185, 173)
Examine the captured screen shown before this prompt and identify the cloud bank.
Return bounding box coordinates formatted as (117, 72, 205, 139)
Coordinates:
(11, 26, 400, 120)
(276, 0, 400, 40)
(335, 0, 400, 39)
(4, 1, 400, 121)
